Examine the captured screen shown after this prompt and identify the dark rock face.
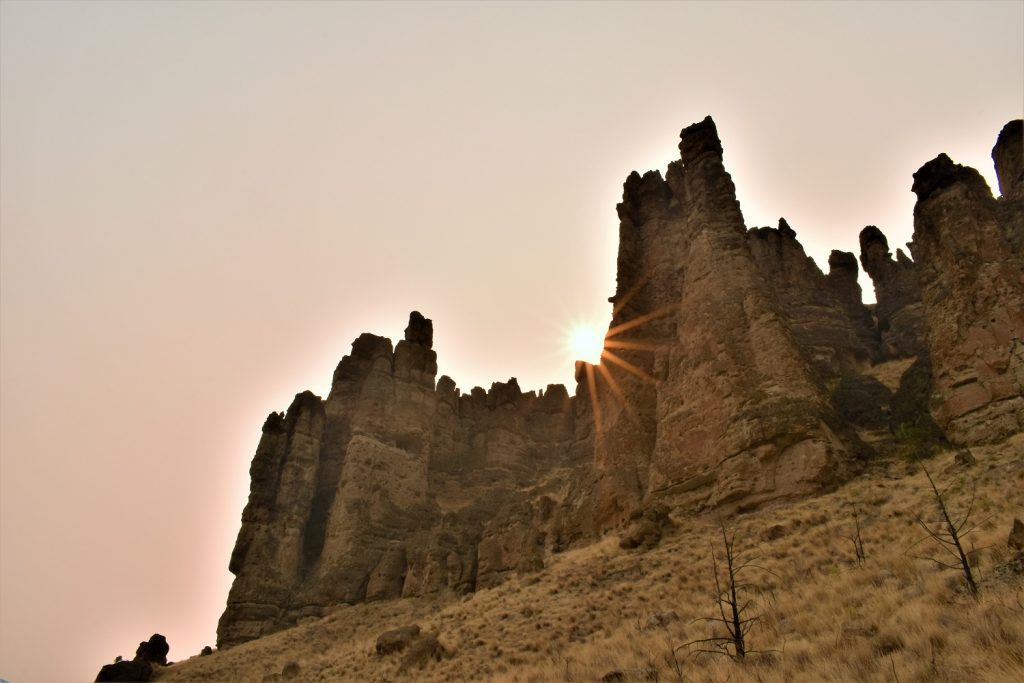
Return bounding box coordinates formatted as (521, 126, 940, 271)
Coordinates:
(747, 220, 879, 376)
(95, 659, 152, 682)
(218, 312, 589, 647)
(889, 357, 945, 445)
(217, 117, 1024, 648)
(833, 375, 893, 430)
(135, 634, 169, 666)
(908, 135, 1024, 445)
(95, 635, 168, 682)
(993, 120, 1023, 200)
(859, 226, 927, 359)
(827, 250, 882, 363)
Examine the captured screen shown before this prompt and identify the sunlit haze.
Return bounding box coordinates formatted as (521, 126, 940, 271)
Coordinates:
(1, 1, 1021, 681)
(568, 324, 607, 366)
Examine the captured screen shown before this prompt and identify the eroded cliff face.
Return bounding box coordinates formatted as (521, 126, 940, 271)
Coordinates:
(906, 122, 1024, 445)
(217, 117, 1023, 647)
(859, 225, 928, 359)
(595, 117, 867, 525)
(218, 313, 595, 646)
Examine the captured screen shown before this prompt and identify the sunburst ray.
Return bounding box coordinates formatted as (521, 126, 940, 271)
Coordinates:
(600, 349, 659, 384)
(604, 338, 668, 352)
(605, 303, 677, 340)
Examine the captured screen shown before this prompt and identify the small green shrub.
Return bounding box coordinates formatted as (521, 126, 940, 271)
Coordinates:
(894, 422, 941, 461)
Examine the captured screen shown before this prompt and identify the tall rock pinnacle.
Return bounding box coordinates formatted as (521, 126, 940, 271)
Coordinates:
(909, 135, 1024, 444)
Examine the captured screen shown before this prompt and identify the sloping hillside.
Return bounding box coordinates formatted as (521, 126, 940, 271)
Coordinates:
(155, 435, 1024, 683)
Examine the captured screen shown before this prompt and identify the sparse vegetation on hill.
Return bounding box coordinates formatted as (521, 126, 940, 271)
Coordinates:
(155, 435, 1024, 682)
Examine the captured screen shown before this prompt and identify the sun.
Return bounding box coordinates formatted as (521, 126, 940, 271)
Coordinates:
(567, 323, 605, 365)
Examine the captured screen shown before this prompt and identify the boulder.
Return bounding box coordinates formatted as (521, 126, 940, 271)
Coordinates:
(135, 634, 169, 666)
(619, 505, 673, 550)
(375, 625, 421, 655)
(954, 449, 977, 468)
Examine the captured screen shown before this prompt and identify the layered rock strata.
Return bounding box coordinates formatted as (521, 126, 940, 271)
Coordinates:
(218, 117, 1024, 647)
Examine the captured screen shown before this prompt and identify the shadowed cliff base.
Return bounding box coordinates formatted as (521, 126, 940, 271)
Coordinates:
(213, 116, 1023, 652)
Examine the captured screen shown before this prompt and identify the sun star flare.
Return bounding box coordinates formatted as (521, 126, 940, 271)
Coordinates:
(568, 324, 606, 365)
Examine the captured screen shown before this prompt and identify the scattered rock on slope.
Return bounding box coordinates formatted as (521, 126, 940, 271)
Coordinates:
(375, 625, 421, 655)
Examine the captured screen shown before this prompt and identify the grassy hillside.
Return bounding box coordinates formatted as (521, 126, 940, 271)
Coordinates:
(155, 434, 1024, 683)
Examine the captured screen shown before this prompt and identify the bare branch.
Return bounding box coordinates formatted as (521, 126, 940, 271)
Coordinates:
(911, 455, 980, 598)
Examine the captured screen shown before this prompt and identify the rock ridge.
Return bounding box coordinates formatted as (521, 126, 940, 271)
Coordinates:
(217, 117, 1024, 647)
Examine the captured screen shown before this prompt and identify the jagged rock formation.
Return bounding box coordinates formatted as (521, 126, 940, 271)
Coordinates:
(596, 117, 868, 525)
(217, 117, 1024, 647)
(94, 634, 169, 682)
(994, 120, 1023, 201)
(859, 226, 928, 358)
(906, 124, 1024, 444)
(747, 220, 879, 375)
(218, 313, 594, 646)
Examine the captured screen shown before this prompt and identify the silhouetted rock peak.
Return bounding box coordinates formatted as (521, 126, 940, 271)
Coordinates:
(858, 225, 889, 260)
(857, 225, 925, 358)
(135, 634, 169, 666)
(94, 634, 169, 682)
(993, 119, 1023, 200)
(617, 170, 670, 226)
(261, 392, 323, 435)
(678, 115, 723, 164)
(777, 217, 796, 237)
(350, 333, 394, 360)
(404, 311, 433, 348)
(828, 250, 858, 279)
(912, 152, 991, 202)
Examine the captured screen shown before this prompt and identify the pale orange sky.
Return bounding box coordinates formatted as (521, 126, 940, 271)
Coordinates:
(1, 1, 1021, 680)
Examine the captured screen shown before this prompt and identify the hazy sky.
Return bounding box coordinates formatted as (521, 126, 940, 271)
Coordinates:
(1, 1, 1021, 680)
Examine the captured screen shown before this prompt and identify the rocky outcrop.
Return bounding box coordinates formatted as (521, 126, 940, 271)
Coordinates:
(746, 220, 880, 375)
(908, 127, 1024, 445)
(993, 120, 1022, 201)
(95, 634, 169, 682)
(889, 357, 946, 444)
(595, 117, 866, 523)
(135, 635, 169, 666)
(859, 226, 927, 359)
(217, 117, 1024, 648)
(218, 312, 590, 647)
(828, 251, 883, 359)
(375, 625, 421, 655)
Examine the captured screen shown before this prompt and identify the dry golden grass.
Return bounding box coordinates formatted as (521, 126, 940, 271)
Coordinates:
(156, 435, 1024, 682)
